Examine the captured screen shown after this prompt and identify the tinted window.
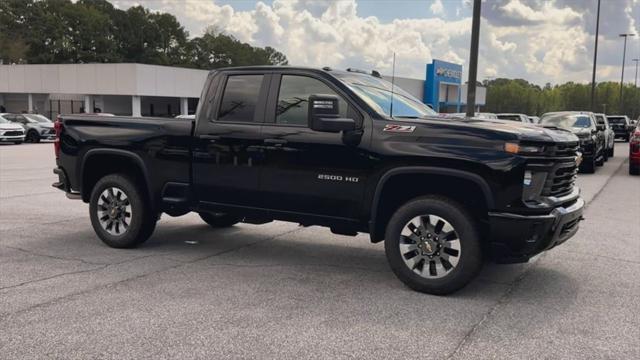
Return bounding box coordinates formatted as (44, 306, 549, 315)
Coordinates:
(276, 75, 347, 126)
(607, 116, 626, 125)
(218, 75, 264, 122)
(497, 115, 522, 122)
(595, 115, 606, 125)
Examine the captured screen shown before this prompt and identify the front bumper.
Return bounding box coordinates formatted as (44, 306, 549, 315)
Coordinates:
(0, 135, 25, 142)
(488, 198, 585, 263)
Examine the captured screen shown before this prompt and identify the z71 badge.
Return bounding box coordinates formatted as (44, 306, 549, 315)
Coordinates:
(383, 124, 416, 133)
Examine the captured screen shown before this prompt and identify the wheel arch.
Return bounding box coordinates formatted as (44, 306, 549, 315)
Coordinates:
(369, 167, 494, 242)
(80, 149, 155, 209)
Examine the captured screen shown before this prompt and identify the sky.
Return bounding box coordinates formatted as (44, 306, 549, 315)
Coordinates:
(110, 0, 640, 86)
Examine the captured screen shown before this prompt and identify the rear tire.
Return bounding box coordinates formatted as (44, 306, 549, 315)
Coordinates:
(608, 146, 614, 157)
(630, 165, 640, 175)
(199, 212, 241, 228)
(384, 196, 483, 295)
(89, 174, 156, 248)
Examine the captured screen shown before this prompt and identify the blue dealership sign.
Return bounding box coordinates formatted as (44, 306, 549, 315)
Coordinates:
(425, 59, 463, 112)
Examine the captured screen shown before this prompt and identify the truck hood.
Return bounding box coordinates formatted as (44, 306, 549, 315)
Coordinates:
(0, 123, 24, 131)
(418, 116, 579, 144)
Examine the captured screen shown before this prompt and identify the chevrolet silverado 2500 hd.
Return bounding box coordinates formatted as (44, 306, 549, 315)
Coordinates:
(53, 66, 584, 294)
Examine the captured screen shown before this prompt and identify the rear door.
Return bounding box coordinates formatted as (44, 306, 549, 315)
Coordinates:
(257, 72, 372, 219)
(192, 72, 270, 208)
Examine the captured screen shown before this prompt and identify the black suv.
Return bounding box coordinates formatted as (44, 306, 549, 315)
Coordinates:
(607, 115, 633, 141)
(540, 111, 605, 173)
(53, 66, 584, 294)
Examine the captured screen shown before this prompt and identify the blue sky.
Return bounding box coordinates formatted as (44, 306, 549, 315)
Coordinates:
(115, 0, 640, 85)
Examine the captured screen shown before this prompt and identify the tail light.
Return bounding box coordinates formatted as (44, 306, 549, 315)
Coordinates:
(54, 116, 63, 158)
(631, 130, 640, 153)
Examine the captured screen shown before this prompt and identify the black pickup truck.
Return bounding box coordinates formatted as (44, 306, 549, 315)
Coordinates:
(53, 66, 584, 294)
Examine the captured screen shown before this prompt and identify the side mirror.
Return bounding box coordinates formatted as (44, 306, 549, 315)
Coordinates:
(596, 124, 605, 131)
(308, 95, 355, 133)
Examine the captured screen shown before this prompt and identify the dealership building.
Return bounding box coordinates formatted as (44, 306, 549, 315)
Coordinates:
(0, 60, 484, 119)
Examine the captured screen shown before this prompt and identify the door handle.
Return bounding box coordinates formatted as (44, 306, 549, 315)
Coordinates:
(264, 138, 287, 146)
(199, 134, 220, 141)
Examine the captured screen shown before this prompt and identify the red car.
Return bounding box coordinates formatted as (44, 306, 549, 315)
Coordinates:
(630, 121, 640, 175)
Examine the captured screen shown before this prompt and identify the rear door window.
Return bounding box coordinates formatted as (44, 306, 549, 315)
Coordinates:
(218, 75, 264, 122)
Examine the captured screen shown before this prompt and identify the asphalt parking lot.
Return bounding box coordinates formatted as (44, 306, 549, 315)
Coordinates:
(1, 142, 638, 359)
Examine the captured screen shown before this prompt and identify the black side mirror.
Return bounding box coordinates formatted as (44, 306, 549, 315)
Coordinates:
(308, 95, 355, 133)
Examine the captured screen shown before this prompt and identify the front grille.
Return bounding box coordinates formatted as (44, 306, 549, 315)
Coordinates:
(525, 141, 579, 200)
(542, 161, 578, 197)
(4, 131, 23, 136)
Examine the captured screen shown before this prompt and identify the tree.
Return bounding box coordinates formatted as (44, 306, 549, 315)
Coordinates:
(0, 0, 288, 68)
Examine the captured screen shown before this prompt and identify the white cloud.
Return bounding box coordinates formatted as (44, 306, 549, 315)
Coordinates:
(430, 0, 444, 15)
(115, 0, 640, 85)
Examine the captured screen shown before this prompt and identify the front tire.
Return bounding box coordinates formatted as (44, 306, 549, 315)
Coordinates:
(198, 212, 241, 228)
(13, 141, 22, 145)
(608, 145, 614, 157)
(596, 151, 604, 166)
(384, 196, 483, 295)
(26, 130, 40, 143)
(581, 156, 596, 173)
(89, 174, 156, 248)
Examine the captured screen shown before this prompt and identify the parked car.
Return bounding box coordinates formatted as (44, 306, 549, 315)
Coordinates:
(594, 113, 614, 159)
(52, 66, 584, 295)
(629, 121, 640, 175)
(0, 114, 26, 144)
(3, 113, 55, 142)
(497, 113, 532, 123)
(448, 112, 498, 120)
(528, 116, 540, 124)
(606, 115, 633, 141)
(540, 111, 605, 173)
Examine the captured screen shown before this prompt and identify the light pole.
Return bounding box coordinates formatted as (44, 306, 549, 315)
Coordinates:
(619, 33, 635, 112)
(633, 58, 639, 87)
(590, 0, 601, 111)
(465, 0, 481, 117)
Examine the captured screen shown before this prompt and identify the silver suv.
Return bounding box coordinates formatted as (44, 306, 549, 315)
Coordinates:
(3, 113, 55, 143)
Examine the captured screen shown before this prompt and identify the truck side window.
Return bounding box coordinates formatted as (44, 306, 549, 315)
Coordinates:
(276, 75, 347, 126)
(218, 75, 264, 122)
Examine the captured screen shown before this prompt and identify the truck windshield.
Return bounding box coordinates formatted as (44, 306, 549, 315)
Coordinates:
(540, 114, 591, 129)
(333, 73, 437, 118)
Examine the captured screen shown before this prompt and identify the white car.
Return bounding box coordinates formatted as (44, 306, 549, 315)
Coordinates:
(594, 113, 614, 159)
(447, 112, 498, 120)
(0, 113, 26, 144)
(497, 113, 532, 123)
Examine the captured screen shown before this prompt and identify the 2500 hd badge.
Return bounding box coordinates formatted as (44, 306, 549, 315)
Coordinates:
(318, 174, 360, 183)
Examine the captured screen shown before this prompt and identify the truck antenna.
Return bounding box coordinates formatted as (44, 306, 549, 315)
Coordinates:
(390, 52, 396, 118)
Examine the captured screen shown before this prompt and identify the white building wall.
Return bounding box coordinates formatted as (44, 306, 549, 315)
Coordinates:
(0, 63, 209, 97)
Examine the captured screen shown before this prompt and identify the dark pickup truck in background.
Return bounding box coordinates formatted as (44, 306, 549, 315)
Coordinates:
(53, 66, 584, 294)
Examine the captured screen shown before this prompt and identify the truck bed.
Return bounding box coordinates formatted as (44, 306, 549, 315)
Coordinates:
(57, 114, 194, 205)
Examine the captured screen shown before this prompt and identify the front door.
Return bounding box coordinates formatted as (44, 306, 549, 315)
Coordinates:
(192, 73, 269, 208)
(258, 73, 372, 219)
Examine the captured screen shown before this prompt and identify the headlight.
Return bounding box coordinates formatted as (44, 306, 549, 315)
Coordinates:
(504, 142, 545, 154)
